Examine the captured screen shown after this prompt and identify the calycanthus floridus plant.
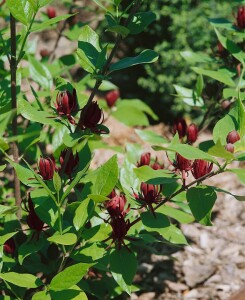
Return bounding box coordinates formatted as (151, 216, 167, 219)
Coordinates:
(0, 0, 244, 299)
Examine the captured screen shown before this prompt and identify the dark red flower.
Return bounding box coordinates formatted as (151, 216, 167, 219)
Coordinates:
(59, 149, 79, 178)
(173, 118, 187, 139)
(192, 159, 213, 179)
(135, 183, 162, 217)
(47, 7, 56, 19)
(216, 42, 229, 59)
(38, 156, 56, 180)
(105, 90, 120, 107)
(236, 6, 245, 29)
(3, 238, 15, 256)
(105, 194, 130, 219)
(55, 89, 77, 125)
(226, 130, 240, 144)
(137, 152, 151, 167)
(80, 101, 104, 131)
(25, 195, 44, 233)
(107, 189, 116, 199)
(110, 217, 130, 249)
(225, 143, 235, 153)
(151, 158, 164, 170)
(187, 123, 198, 144)
(167, 152, 192, 184)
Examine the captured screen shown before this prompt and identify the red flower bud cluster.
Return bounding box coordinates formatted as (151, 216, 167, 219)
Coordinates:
(3, 238, 16, 256)
(59, 149, 79, 178)
(38, 156, 56, 180)
(24, 196, 45, 238)
(216, 42, 229, 59)
(192, 159, 213, 179)
(80, 101, 104, 132)
(137, 153, 164, 170)
(55, 89, 77, 125)
(225, 130, 240, 153)
(172, 118, 198, 144)
(134, 183, 162, 217)
(47, 7, 56, 19)
(105, 90, 120, 107)
(104, 190, 131, 250)
(236, 6, 245, 29)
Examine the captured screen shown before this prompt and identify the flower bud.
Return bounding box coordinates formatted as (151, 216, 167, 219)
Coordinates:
(26, 196, 44, 232)
(81, 101, 104, 130)
(47, 7, 56, 19)
(55, 89, 77, 124)
(173, 118, 187, 139)
(151, 159, 164, 170)
(3, 238, 15, 256)
(40, 49, 50, 58)
(38, 156, 56, 180)
(105, 90, 120, 107)
(221, 100, 231, 110)
(106, 194, 129, 218)
(225, 143, 235, 153)
(216, 42, 229, 58)
(187, 123, 198, 144)
(137, 152, 151, 167)
(111, 217, 130, 243)
(175, 153, 192, 171)
(192, 159, 213, 179)
(226, 130, 240, 144)
(59, 149, 79, 178)
(236, 6, 245, 29)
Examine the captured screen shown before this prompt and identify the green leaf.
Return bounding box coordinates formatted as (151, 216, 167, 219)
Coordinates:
(229, 169, 245, 185)
(50, 263, 92, 291)
(212, 186, 245, 201)
(73, 198, 95, 231)
(32, 290, 51, 300)
(76, 49, 96, 73)
(28, 55, 53, 90)
(110, 248, 137, 295)
(31, 14, 74, 32)
(153, 143, 217, 164)
(0, 110, 16, 136)
(6, 0, 34, 25)
(48, 233, 77, 246)
(0, 272, 43, 288)
(50, 288, 88, 300)
(192, 67, 235, 87)
(0, 205, 18, 217)
(180, 51, 213, 64)
(208, 18, 234, 30)
(158, 205, 194, 224)
(110, 50, 158, 72)
(53, 172, 62, 193)
(32, 291, 51, 300)
(38, 0, 54, 7)
(91, 0, 107, 11)
(6, 159, 37, 187)
(61, 161, 90, 202)
(141, 212, 187, 244)
(85, 155, 118, 196)
(214, 28, 245, 64)
(18, 239, 45, 265)
(195, 75, 204, 98)
(72, 243, 106, 263)
(174, 84, 204, 107)
(82, 223, 111, 243)
(88, 194, 109, 203)
(135, 129, 167, 144)
(128, 11, 156, 35)
(107, 25, 129, 38)
(18, 98, 57, 126)
(208, 139, 234, 160)
(134, 166, 178, 185)
(0, 232, 17, 245)
(187, 186, 217, 226)
(78, 25, 101, 52)
(237, 95, 245, 139)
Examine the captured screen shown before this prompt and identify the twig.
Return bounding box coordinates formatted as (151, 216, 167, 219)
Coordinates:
(10, 14, 21, 219)
(129, 169, 221, 228)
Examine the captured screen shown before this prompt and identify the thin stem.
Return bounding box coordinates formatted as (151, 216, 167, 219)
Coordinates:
(16, 12, 37, 66)
(57, 202, 66, 255)
(10, 14, 21, 219)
